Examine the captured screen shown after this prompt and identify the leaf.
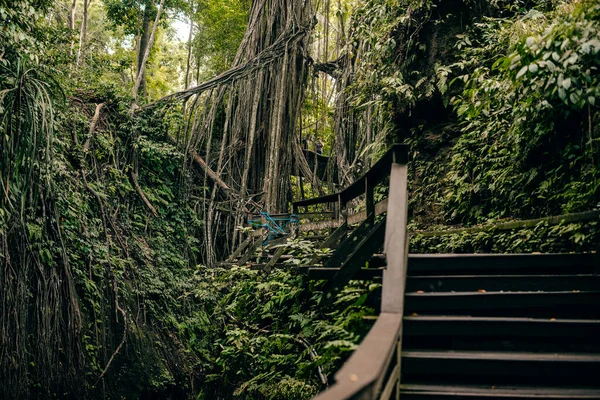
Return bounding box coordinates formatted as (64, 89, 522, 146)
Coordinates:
(569, 92, 579, 105)
(528, 64, 538, 74)
(562, 77, 571, 89)
(582, 39, 600, 54)
(516, 66, 528, 79)
(558, 87, 567, 101)
(509, 54, 521, 69)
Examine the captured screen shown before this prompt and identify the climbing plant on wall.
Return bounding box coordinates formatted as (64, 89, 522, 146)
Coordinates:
(446, 1, 600, 223)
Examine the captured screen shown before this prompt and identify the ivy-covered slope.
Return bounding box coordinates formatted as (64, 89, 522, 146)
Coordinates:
(1, 74, 377, 398)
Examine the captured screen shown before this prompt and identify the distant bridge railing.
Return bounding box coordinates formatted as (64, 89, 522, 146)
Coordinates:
(293, 144, 407, 232)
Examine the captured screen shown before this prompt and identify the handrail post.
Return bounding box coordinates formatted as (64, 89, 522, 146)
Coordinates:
(308, 144, 409, 400)
(366, 176, 374, 222)
(382, 158, 408, 312)
(340, 194, 348, 240)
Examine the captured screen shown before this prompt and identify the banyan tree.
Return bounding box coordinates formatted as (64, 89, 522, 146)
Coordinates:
(145, 0, 378, 263)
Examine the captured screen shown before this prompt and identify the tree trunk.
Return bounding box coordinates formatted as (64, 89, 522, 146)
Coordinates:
(144, 0, 314, 258)
(185, 19, 194, 89)
(76, 0, 90, 69)
(135, 4, 153, 99)
(68, 0, 78, 29)
(133, 0, 165, 103)
(68, 0, 78, 55)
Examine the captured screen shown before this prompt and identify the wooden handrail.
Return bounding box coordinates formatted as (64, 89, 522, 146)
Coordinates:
(313, 314, 402, 399)
(312, 145, 410, 400)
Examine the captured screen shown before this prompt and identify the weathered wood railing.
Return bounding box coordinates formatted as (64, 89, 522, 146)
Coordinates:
(293, 145, 406, 231)
(293, 144, 410, 400)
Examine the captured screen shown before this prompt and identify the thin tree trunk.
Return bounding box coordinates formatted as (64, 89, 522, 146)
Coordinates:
(133, 12, 142, 85)
(134, 3, 154, 101)
(239, 73, 264, 199)
(76, 0, 91, 69)
(68, 0, 78, 55)
(133, 0, 166, 103)
(68, 0, 78, 30)
(185, 20, 194, 89)
(264, 49, 289, 211)
(182, 19, 194, 114)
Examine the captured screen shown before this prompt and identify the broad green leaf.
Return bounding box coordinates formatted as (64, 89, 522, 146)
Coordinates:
(558, 87, 567, 100)
(569, 92, 579, 104)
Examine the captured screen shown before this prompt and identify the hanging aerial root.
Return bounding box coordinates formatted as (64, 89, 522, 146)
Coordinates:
(141, 19, 315, 109)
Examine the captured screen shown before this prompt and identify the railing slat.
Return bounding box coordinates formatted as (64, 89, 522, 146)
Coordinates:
(366, 176, 374, 223)
(379, 362, 400, 400)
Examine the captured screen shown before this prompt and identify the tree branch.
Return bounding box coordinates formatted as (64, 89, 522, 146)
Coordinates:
(129, 170, 158, 217)
(141, 20, 315, 109)
(312, 56, 345, 78)
(83, 103, 104, 154)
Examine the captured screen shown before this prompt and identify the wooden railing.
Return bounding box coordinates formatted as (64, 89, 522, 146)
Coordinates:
(294, 144, 410, 400)
(293, 144, 408, 230)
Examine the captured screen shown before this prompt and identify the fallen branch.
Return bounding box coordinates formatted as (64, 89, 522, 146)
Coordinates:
(168, 135, 261, 213)
(168, 134, 233, 196)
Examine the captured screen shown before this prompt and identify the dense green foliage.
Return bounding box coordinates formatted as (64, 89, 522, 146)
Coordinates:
(175, 265, 377, 399)
(411, 220, 600, 253)
(191, 0, 250, 76)
(2, 0, 600, 398)
(344, 0, 599, 230)
(447, 2, 600, 222)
